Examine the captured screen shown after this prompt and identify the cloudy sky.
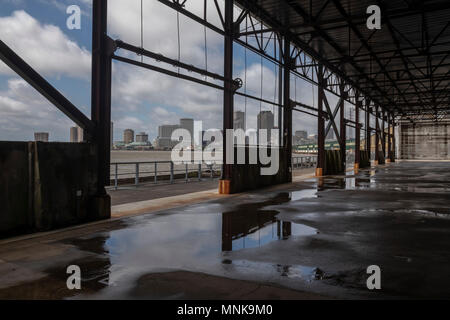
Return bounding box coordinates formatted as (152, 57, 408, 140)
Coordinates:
(0, 0, 342, 143)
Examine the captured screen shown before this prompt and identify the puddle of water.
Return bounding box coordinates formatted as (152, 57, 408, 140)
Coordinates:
(221, 259, 323, 282)
(290, 189, 317, 201)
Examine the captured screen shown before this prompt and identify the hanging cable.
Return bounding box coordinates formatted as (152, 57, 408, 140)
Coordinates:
(177, 11, 181, 74)
(203, 0, 208, 81)
(260, 54, 263, 131)
(273, 35, 277, 115)
(244, 16, 248, 122)
(140, 0, 144, 63)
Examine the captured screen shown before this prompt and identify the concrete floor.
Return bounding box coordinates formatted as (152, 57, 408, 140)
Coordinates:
(0, 161, 450, 299)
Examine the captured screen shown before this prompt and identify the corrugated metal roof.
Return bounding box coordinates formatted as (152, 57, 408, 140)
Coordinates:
(235, 0, 450, 116)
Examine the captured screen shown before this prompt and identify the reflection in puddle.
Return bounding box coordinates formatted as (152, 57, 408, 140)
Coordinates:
(221, 259, 323, 281)
(52, 192, 321, 298)
(290, 189, 317, 201)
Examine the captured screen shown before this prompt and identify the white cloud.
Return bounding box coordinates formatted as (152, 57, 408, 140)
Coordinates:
(0, 10, 91, 79)
(0, 78, 75, 141)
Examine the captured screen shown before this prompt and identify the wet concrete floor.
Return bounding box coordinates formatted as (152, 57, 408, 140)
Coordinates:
(1, 161, 450, 299)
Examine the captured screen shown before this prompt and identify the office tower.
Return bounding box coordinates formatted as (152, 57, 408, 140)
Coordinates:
(257, 111, 275, 144)
(123, 129, 135, 144)
(158, 125, 180, 139)
(136, 132, 149, 143)
(156, 124, 180, 149)
(70, 126, 84, 143)
(180, 118, 194, 140)
(34, 132, 49, 142)
(295, 130, 308, 140)
(233, 111, 246, 131)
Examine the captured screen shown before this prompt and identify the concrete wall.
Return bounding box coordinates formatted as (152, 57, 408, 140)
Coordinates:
(324, 150, 345, 175)
(229, 147, 289, 193)
(0, 141, 108, 239)
(400, 122, 450, 159)
(0, 142, 32, 237)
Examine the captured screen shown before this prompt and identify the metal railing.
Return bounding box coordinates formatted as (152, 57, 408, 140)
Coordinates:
(110, 155, 318, 189)
(291, 155, 318, 170)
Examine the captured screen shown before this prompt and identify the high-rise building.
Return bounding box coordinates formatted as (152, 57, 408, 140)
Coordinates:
(326, 129, 335, 141)
(180, 118, 194, 140)
(234, 111, 246, 131)
(295, 130, 308, 140)
(136, 132, 149, 143)
(158, 125, 180, 139)
(257, 111, 275, 144)
(123, 129, 134, 144)
(156, 125, 180, 149)
(34, 132, 49, 142)
(70, 126, 84, 143)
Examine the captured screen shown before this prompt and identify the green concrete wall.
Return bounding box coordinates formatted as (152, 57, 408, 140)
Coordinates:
(0, 141, 105, 239)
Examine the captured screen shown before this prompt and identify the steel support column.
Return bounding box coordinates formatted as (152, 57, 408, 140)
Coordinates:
(316, 64, 325, 176)
(283, 37, 292, 183)
(366, 100, 371, 162)
(391, 118, 396, 162)
(339, 85, 346, 170)
(219, 0, 234, 194)
(387, 113, 392, 163)
(92, 0, 113, 202)
(354, 92, 361, 171)
(382, 111, 386, 159)
(278, 46, 283, 147)
(375, 106, 380, 165)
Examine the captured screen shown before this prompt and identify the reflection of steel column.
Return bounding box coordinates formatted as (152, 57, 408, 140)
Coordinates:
(221, 212, 232, 252)
(316, 64, 325, 176)
(282, 221, 292, 238)
(220, 0, 234, 194)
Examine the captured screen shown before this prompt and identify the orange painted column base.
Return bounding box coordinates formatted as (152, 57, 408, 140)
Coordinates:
(354, 163, 359, 174)
(374, 160, 379, 166)
(219, 180, 231, 194)
(315, 168, 323, 177)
